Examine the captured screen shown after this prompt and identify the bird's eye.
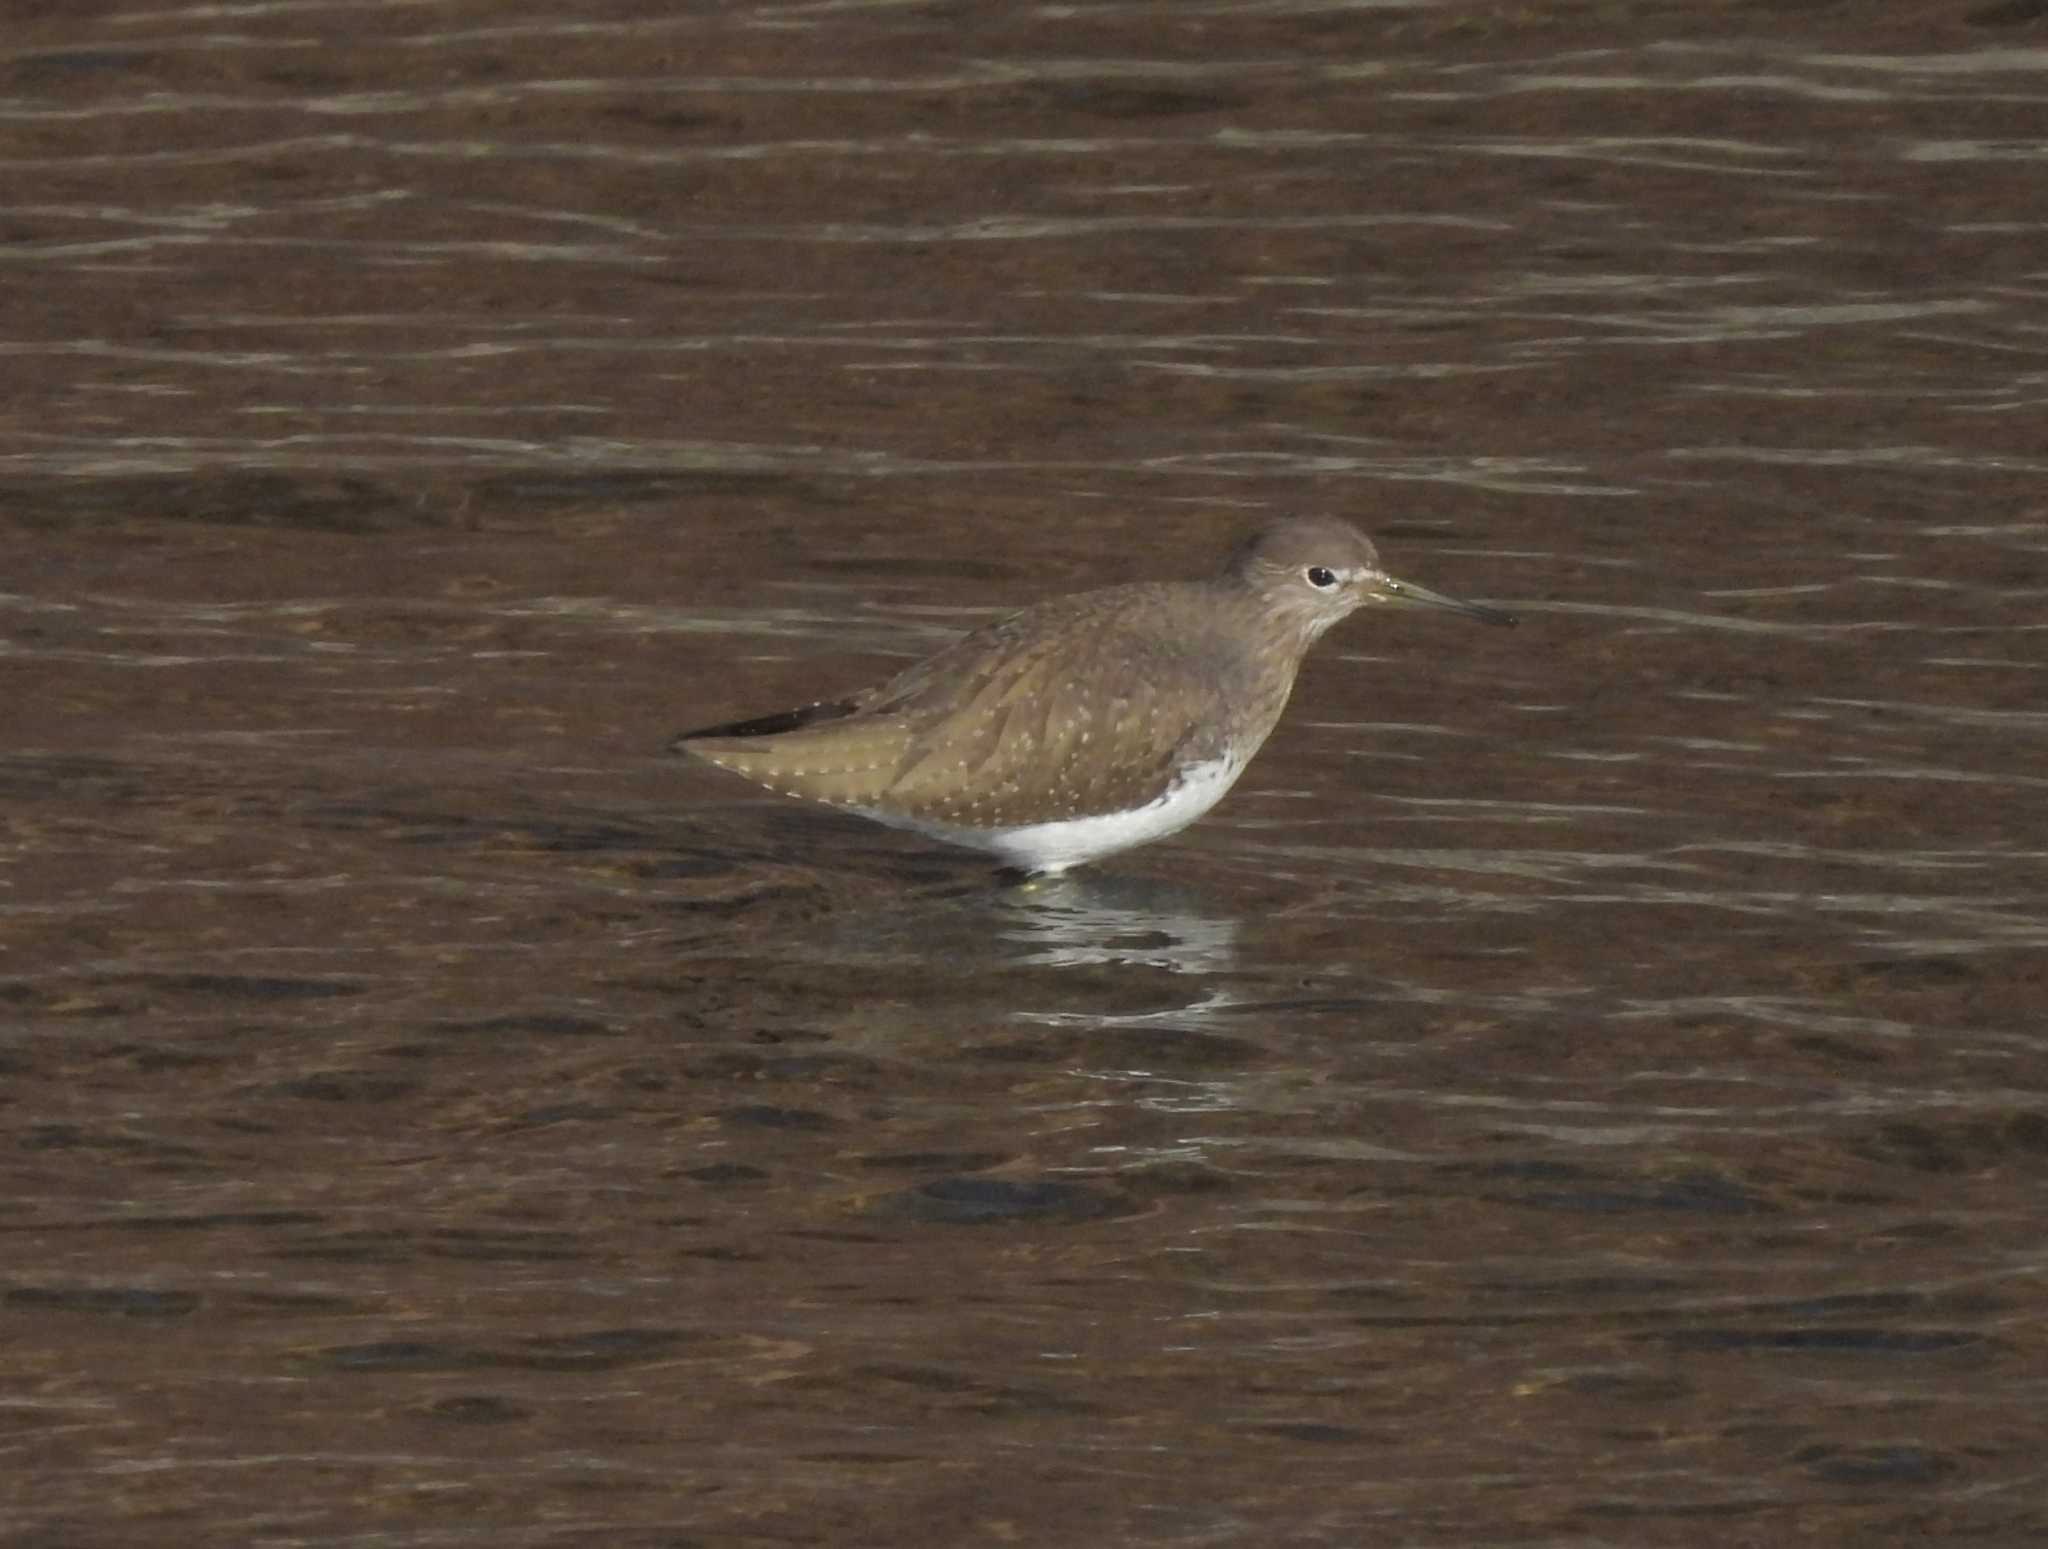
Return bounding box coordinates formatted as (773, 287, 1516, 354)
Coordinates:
(1306, 565, 1338, 589)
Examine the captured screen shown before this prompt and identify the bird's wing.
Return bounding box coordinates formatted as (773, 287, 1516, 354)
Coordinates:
(679, 588, 1226, 825)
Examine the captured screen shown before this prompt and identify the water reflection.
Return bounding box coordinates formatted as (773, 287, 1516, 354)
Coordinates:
(990, 872, 1242, 973)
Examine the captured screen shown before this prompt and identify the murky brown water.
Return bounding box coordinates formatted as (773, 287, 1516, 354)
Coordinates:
(6, 1, 2048, 1544)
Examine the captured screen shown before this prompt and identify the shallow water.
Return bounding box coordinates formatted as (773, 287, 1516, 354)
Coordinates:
(5, 2, 2048, 1545)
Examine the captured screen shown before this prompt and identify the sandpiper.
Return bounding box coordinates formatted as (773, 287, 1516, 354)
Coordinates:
(672, 517, 1512, 874)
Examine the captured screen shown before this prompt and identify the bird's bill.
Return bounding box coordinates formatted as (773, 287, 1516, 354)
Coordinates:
(1369, 572, 1516, 627)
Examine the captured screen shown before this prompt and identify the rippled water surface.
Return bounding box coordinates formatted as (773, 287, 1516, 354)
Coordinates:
(6, 1, 2047, 1544)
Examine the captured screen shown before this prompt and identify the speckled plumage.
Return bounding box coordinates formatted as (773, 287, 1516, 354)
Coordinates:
(673, 518, 1511, 873)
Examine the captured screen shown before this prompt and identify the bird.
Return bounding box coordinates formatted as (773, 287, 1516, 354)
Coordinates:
(671, 517, 1513, 875)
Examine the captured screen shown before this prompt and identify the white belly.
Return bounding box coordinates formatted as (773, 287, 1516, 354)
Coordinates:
(871, 751, 1249, 874)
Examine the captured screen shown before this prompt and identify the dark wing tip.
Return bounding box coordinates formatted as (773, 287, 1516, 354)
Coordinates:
(669, 697, 862, 753)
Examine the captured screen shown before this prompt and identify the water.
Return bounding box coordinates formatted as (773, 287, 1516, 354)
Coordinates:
(5, 2, 2047, 1545)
